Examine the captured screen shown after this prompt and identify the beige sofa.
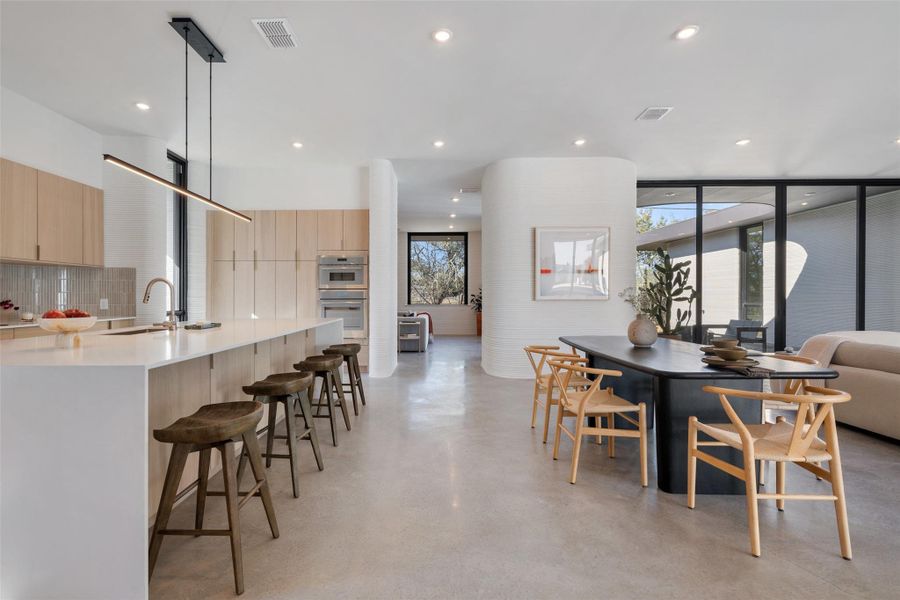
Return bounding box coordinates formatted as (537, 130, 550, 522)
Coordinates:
(823, 332, 900, 440)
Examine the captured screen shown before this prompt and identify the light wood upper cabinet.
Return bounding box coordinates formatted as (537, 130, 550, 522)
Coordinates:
(254, 210, 277, 261)
(1, 158, 38, 261)
(316, 210, 343, 251)
(208, 261, 234, 321)
(275, 211, 297, 260)
(297, 210, 318, 260)
(275, 261, 297, 319)
(209, 211, 235, 261)
(234, 211, 255, 261)
(297, 261, 318, 318)
(37, 171, 83, 264)
(254, 261, 276, 319)
(234, 261, 255, 318)
(342, 209, 369, 251)
(82, 185, 104, 267)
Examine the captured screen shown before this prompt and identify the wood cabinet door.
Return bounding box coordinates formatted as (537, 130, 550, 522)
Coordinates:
(209, 345, 255, 473)
(234, 210, 255, 260)
(254, 261, 276, 319)
(297, 210, 318, 260)
(234, 261, 255, 318)
(148, 357, 211, 518)
(297, 261, 319, 318)
(82, 185, 104, 266)
(209, 211, 234, 261)
(254, 210, 277, 261)
(316, 210, 343, 251)
(0, 159, 38, 260)
(342, 209, 369, 250)
(269, 336, 289, 374)
(37, 171, 83, 264)
(276, 261, 297, 320)
(209, 260, 234, 320)
(275, 211, 296, 260)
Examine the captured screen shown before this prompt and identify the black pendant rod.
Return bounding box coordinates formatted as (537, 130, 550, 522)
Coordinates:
(209, 56, 213, 199)
(184, 28, 189, 165)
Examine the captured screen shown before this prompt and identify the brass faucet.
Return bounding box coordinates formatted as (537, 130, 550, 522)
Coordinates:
(142, 277, 178, 330)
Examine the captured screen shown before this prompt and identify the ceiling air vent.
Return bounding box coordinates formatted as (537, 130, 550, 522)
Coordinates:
(635, 107, 673, 121)
(252, 18, 298, 49)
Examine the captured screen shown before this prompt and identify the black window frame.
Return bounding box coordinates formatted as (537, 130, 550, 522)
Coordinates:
(406, 232, 469, 306)
(636, 178, 900, 349)
(167, 150, 189, 321)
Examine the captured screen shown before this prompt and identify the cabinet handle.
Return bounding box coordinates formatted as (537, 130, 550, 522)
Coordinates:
(254, 250, 257, 270)
(36, 244, 40, 260)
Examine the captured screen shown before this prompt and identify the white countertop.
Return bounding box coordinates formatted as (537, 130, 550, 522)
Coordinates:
(0, 316, 134, 330)
(0, 318, 342, 368)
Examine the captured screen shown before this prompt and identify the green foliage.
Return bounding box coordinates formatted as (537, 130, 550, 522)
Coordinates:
(635, 209, 670, 287)
(409, 239, 466, 305)
(643, 247, 697, 335)
(469, 288, 483, 313)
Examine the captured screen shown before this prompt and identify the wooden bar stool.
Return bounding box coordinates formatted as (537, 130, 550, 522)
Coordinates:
(149, 401, 278, 595)
(324, 343, 366, 415)
(241, 372, 323, 498)
(295, 354, 351, 446)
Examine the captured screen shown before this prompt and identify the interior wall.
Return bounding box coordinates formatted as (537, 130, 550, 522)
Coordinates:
(213, 163, 369, 210)
(0, 86, 103, 187)
(368, 159, 398, 377)
(397, 230, 482, 336)
(481, 157, 637, 378)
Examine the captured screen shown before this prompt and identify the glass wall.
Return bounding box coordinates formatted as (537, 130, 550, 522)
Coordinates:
(865, 186, 900, 331)
(785, 186, 857, 349)
(701, 187, 775, 349)
(635, 187, 698, 332)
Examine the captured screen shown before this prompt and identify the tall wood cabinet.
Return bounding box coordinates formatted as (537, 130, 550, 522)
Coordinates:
(0, 158, 103, 267)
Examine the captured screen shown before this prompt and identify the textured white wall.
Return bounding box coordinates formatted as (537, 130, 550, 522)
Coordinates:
(397, 230, 482, 335)
(0, 86, 103, 187)
(481, 157, 636, 378)
(368, 160, 398, 377)
(103, 136, 168, 326)
(213, 163, 368, 210)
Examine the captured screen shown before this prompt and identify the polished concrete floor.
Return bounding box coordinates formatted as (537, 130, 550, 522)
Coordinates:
(151, 337, 900, 599)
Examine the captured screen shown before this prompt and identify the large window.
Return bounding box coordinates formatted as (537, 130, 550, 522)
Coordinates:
(165, 151, 188, 321)
(407, 233, 468, 305)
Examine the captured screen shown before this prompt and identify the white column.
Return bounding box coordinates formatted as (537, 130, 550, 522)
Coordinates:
(368, 159, 398, 377)
(481, 157, 637, 378)
(102, 136, 168, 325)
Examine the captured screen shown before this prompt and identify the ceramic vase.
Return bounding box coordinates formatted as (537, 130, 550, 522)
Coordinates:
(627, 313, 658, 348)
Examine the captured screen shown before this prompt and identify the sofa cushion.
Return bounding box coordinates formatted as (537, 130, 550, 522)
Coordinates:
(832, 342, 900, 375)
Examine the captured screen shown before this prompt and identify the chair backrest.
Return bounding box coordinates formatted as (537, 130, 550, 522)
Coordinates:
(771, 354, 818, 395)
(724, 319, 762, 337)
(703, 384, 851, 459)
(524, 345, 561, 381)
(548, 360, 622, 414)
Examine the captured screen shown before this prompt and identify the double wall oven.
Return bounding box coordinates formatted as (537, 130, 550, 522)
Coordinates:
(318, 254, 367, 339)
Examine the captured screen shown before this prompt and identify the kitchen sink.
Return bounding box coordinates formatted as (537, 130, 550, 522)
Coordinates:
(104, 327, 169, 336)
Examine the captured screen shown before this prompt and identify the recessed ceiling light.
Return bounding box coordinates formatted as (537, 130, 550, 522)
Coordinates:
(674, 25, 700, 40)
(735, 138, 751, 146)
(135, 102, 151, 111)
(895, 137, 900, 145)
(804, 191, 816, 196)
(433, 140, 445, 148)
(573, 138, 586, 147)
(728, 220, 734, 224)
(448, 224, 454, 229)
(432, 29, 453, 43)
(801, 201, 809, 206)
(452, 197, 459, 202)
(292, 141, 303, 149)
(664, 192, 678, 197)
(450, 214, 456, 218)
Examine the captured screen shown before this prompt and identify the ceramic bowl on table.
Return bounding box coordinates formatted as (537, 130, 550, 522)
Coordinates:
(711, 338, 739, 349)
(711, 347, 749, 362)
(38, 316, 98, 348)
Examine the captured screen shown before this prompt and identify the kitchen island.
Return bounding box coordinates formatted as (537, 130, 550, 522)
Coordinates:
(0, 318, 342, 600)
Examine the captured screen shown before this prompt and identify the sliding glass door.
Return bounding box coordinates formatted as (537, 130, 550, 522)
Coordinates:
(865, 186, 900, 332)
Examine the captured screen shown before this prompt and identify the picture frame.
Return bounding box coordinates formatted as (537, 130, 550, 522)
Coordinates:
(534, 226, 610, 301)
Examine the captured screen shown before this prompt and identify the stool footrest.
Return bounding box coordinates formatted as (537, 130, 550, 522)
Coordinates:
(159, 528, 231, 537)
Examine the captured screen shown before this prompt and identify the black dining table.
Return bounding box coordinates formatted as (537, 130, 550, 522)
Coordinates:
(559, 336, 838, 495)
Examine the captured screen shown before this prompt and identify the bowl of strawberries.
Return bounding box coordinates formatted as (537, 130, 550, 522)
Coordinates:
(38, 309, 97, 347)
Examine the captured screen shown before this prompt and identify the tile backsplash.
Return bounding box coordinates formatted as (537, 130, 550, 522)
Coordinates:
(0, 263, 135, 320)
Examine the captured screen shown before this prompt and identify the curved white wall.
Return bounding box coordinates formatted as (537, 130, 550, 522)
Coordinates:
(481, 157, 637, 378)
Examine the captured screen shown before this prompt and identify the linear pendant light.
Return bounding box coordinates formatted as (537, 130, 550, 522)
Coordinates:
(103, 18, 250, 223)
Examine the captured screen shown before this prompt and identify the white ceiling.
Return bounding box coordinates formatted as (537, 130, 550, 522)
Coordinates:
(2, 1, 899, 228)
